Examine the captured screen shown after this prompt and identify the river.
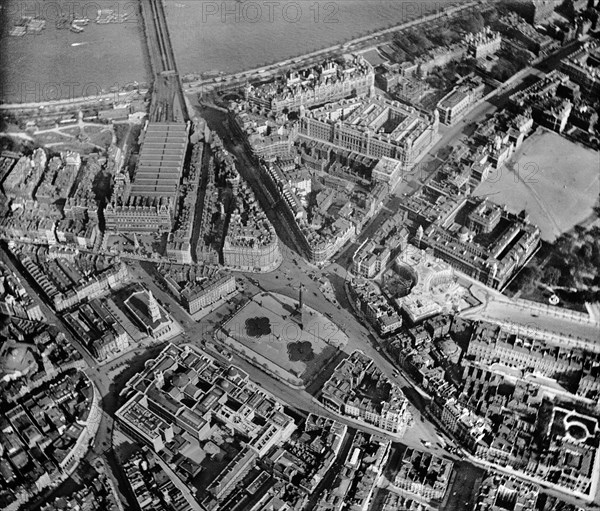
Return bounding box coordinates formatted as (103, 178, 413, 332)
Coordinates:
(0, 0, 457, 103)
(166, 0, 458, 75)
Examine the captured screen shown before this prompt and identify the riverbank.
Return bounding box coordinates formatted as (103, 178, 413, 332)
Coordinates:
(1, 0, 481, 107)
(169, 0, 469, 79)
(183, 0, 480, 95)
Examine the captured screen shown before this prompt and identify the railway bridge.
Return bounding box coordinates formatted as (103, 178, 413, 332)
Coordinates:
(139, 0, 189, 123)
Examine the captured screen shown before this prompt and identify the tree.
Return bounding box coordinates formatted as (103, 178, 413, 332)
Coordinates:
(430, 29, 455, 47)
(555, 234, 573, 255)
(543, 266, 561, 287)
(491, 59, 520, 82)
(456, 11, 484, 34)
(518, 266, 542, 293)
(483, 8, 499, 27)
(558, 268, 576, 289)
(579, 243, 593, 263)
(409, 32, 432, 52)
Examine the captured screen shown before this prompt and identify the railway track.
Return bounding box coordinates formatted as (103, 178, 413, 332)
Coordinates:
(147, 0, 176, 73)
(139, 0, 189, 122)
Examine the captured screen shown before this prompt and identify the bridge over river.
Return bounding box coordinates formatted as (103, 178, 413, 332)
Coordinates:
(139, 0, 189, 123)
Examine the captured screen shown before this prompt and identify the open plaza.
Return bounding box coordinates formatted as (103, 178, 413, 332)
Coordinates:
(217, 292, 348, 384)
(474, 128, 600, 241)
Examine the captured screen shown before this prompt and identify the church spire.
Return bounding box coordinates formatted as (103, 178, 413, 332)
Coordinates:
(147, 290, 160, 323)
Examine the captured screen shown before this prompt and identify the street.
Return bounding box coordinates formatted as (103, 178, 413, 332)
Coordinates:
(1, 27, 592, 509)
(121, 251, 450, 454)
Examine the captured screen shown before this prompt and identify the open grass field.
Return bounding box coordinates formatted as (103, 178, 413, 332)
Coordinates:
(218, 292, 347, 383)
(33, 131, 71, 144)
(474, 128, 600, 241)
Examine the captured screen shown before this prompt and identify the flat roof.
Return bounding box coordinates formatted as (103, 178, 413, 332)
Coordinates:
(439, 89, 468, 109)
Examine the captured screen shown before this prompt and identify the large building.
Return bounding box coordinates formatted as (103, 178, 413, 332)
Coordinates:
(415, 198, 541, 290)
(560, 43, 600, 100)
(393, 247, 457, 325)
(371, 157, 405, 192)
(321, 351, 409, 434)
(115, 392, 175, 452)
(437, 76, 485, 126)
(222, 183, 281, 271)
(393, 448, 453, 501)
(299, 97, 439, 167)
(496, 12, 557, 56)
(466, 322, 594, 380)
(105, 121, 189, 234)
(352, 239, 391, 278)
(104, 196, 174, 233)
(125, 288, 176, 340)
(115, 343, 297, 490)
(302, 218, 356, 265)
(348, 278, 403, 335)
(222, 235, 281, 271)
(244, 55, 375, 114)
(180, 274, 236, 314)
(465, 28, 502, 59)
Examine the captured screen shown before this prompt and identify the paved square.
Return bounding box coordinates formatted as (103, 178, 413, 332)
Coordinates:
(218, 292, 347, 382)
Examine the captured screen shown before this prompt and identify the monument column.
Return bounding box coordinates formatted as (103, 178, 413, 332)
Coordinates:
(296, 284, 304, 330)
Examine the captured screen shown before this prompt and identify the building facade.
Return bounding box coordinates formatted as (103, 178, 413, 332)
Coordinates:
(559, 43, 600, 100)
(465, 28, 502, 59)
(437, 76, 485, 126)
(181, 275, 237, 314)
(106, 121, 189, 234)
(245, 55, 375, 114)
(299, 97, 439, 167)
(104, 197, 174, 233)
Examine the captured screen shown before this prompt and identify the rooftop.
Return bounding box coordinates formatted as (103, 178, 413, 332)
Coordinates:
(129, 122, 189, 202)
